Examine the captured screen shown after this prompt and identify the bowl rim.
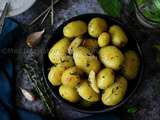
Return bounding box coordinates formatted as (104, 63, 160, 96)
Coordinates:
(42, 13, 144, 114)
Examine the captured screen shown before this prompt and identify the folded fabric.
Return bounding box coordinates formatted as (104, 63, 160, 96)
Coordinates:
(0, 18, 20, 111)
(0, 18, 45, 120)
(0, 18, 20, 49)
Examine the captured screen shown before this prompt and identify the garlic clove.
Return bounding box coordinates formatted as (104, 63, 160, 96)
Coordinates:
(26, 29, 45, 48)
(20, 88, 35, 101)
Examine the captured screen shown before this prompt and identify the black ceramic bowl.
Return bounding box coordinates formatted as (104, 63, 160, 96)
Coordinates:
(42, 14, 144, 113)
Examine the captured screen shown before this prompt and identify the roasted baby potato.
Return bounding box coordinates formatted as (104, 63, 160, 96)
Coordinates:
(88, 70, 100, 93)
(48, 37, 70, 64)
(77, 81, 100, 102)
(68, 36, 83, 55)
(73, 47, 101, 74)
(82, 38, 99, 53)
(99, 46, 124, 70)
(61, 67, 82, 87)
(88, 17, 107, 38)
(122, 50, 140, 80)
(59, 85, 80, 103)
(98, 32, 110, 47)
(109, 25, 128, 47)
(97, 68, 115, 90)
(48, 56, 74, 86)
(48, 66, 65, 86)
(102, 76, 127, 106)
(63, 20, 87, 38)
(58, 56, 75, 68)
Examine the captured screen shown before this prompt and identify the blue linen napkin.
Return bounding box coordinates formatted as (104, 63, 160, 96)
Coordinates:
(0, 18, 120, 120)
(0, 18, 45, 120)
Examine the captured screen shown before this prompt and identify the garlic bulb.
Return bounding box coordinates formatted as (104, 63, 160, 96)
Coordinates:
(26, 29, 45, 48)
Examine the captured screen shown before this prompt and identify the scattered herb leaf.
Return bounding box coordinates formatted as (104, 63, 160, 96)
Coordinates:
(98, 0, 123, 17)
(128, 0, 135, 13)
(86, 63, 90, 67)
(136, 0, 145, 6)
(127, 107, 138, 113)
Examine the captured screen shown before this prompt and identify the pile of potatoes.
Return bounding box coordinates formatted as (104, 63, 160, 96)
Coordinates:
(48, 17, 140, 106)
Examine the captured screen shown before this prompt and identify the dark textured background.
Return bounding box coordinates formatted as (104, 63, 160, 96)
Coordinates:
(12, 0, 160, 120)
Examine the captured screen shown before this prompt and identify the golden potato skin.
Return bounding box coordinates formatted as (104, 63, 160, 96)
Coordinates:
(99, 46, 124, 70)
(73, 47, 101, 74)
(102, 76, 127, 106)
(97, 68, 115, 90)
(63, 20, 87, 38)
(57, 56, 75, 68)
(48, 56, 74, 86)
(82, 38, 98, 53)
(48, 66, 65, 86)
(98, 32, 110, 47)
(77, 81, 99, 102)
(122, 50, 140, 80)
(59, 85, 80, 103)
(109, 25, 128, 47)
(48, 38, 70, 64)
(88, 17, 107, 38)
(61, 67, 82, 87)
(68, 36, 83, 55)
